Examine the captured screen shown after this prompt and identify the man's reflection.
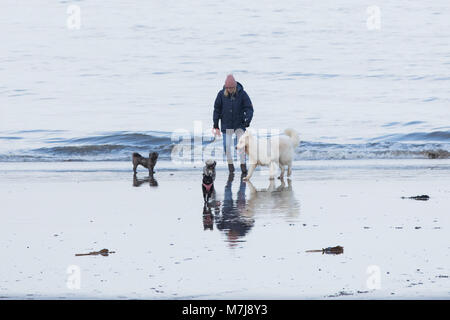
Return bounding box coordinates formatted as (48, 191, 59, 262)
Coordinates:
(215, 173, 255, 248)
(202, 176, 300, 246)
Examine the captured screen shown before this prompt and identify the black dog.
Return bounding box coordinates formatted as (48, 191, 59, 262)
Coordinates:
(132, 152, 158, 175)
(202, 174, 215, 203)
(202, 160, 216, 203)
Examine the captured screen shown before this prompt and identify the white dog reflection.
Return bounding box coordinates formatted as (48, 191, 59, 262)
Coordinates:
(245, 178, 300, 220)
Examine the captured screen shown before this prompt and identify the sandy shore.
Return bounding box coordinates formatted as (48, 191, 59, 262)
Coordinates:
(0, 160, 449, 299)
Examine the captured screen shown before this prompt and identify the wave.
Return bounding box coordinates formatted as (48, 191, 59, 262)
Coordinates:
(0, 130, 449, 162)
(371, 130, 450, 142)
(297, 142, 450, 160)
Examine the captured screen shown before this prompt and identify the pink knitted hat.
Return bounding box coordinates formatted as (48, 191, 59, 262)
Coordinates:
(224, 74, 237, 88)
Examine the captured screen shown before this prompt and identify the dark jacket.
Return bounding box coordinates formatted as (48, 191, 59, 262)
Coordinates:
(213, 82, 254, 132)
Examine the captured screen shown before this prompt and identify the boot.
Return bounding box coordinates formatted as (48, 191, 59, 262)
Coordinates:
(240, 163, 248, 175)
(228, 163, 235, 172)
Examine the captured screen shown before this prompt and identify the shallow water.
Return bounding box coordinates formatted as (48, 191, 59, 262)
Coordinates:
(0, 129, 449, 162)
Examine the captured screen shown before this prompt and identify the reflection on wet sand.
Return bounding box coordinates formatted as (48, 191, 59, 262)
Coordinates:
(203, 204, 220, 230)
(203, 205, 214, 230)
(132, 174, 158, 187)
(205, 174, 300, 248)
(214, 173, 254, 248)
(246, 178, 300, 220)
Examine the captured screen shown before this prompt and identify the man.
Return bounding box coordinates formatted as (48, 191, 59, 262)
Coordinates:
(213, 74, 254, 174)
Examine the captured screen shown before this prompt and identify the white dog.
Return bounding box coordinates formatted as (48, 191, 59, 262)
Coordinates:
(236, 128, 300, 181)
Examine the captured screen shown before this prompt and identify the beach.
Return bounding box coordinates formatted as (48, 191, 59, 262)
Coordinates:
(1, 160, 449, 299)
(1, 0, 449, 300)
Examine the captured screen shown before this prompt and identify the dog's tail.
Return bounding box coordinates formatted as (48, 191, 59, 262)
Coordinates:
(284, 128, 300, 148)
(132, 152, 142, 158)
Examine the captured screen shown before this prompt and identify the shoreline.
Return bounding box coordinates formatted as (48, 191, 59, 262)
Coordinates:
(1, 158, 450, 177)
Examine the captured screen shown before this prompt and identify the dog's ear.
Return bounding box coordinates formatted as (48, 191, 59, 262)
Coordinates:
(212, 161, 216, 168)
(150, 152, 158, 160)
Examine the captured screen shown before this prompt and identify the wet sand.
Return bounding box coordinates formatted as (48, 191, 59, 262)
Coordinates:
(0, 160, 449, 299)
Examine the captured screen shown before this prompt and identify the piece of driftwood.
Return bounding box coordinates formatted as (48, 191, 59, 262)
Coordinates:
(75, 249, 115, 256)
(401, 195, 430, 201)
(306, 246, 344, 255)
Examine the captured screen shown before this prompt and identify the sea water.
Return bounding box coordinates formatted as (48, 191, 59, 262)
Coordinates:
(1, 0, 449, 162)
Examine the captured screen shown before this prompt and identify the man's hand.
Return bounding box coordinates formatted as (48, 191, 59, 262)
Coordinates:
(212, 128, 221, 137)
